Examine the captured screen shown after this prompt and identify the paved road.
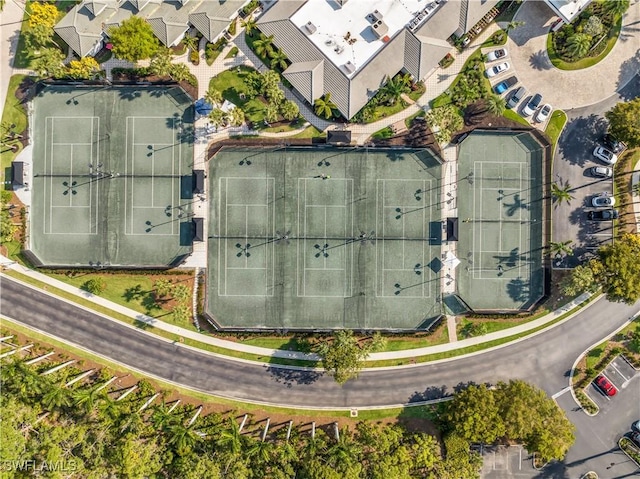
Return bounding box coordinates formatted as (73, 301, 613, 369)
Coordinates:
(552, 73, 640, 267)
(2, 275, 639, 407)
(2, 276, 640, 477)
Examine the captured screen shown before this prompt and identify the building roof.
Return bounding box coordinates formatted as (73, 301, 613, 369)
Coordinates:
(189, 0, 243, 42)
(544, 0, 593, 24)
(259, 0, 496, 119)
(146, 0, 201, 46)
(327, 130, 351, 144)
(54, 1, 118, 56)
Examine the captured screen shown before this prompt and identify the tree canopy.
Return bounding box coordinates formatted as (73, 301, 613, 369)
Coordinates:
(108, 16, 159, 62)
(28, 2, 58, 29)
(315, 330, 386, 384)
(605, 98, 640, 147)
(66, 57, 100, 80)
(442, 380, 575, 463)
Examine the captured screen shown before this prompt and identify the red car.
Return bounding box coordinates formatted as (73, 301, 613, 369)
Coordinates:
(595, 375, 617, 396)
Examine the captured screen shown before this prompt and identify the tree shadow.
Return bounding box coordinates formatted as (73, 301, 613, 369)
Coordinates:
(506, 277, 530, 303)
(265, 365, 322, 388)
(617, 66, 640, 101)
(407, 385, 448, 402)
(123, 284, 146, 302)
(557, 114, 608, 167)
(529, 50, 552, 71)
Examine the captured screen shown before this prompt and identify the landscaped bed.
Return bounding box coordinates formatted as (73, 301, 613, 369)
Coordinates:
(547, 2, 624, 70)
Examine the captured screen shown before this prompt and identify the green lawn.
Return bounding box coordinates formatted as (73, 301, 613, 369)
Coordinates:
(503, 109, 530, 126)
(1, 75, 28, 187)
(371, 126, 393, 140)
(289, 125, 325, 139)
(209, 66, 273, 126)
(546, 15, 623, 71)
(545, 109, 567, 150)
(481, 29, 507, 48)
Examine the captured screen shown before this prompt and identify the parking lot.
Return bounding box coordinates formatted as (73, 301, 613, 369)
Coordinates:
(587, 355, 638, 410)
(477, 445, 539, 479)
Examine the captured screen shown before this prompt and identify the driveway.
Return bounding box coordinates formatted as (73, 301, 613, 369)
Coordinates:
(507, 0, 640, 110)
(0, 0, 27, 111)
(552, 74, 640, 267)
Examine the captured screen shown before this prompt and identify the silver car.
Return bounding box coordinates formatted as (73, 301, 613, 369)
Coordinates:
(591, 194, 615, 207)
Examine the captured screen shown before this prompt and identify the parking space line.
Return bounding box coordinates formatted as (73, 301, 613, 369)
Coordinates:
(610, 362, 630, 382)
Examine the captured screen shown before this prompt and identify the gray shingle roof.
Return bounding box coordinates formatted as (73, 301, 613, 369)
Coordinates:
(54, 1, 118, 56)
(189, 0, 244, 42)
(283, 60, 324, 102)
(146, 0, 201, 46)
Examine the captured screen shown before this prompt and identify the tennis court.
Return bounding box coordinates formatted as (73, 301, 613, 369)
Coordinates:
(456, 131, 545, 311)
(206, 147, 443, 330)
(28, 85, 194, 267)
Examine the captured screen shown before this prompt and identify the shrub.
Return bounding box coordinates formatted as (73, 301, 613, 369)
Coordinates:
(228, 19, 237, 36)
(189, 50, 199, 65)
(83, 278, 107, 295)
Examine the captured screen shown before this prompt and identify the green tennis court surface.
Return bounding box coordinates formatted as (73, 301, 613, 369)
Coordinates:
(28, 85, 194, 267)
(456, 131, 545, 311)
(206, 147, 443, 330)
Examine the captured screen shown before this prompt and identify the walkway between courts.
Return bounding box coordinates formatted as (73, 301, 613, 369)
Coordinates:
(1, 254, 593, 365)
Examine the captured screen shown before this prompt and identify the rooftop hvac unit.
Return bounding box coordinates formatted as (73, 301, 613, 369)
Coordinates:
(371, 9, 383, 22)
(371, 20, 389, 38)
(304, 21, 317, 34)
(336, 0, 348, 7)
(342, 61, 356, 74)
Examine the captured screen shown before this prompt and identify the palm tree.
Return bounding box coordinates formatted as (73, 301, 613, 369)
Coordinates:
(253, 33, 275, 58)
(280, 100, 299, 121)
(241, 16, 257, 35)
(150, 402, 177, 430)
(246, 439, 274, 465)
(153, 278, 173, 299)
(167, 422, 200, 456)
(72, 386, 104, 414)
(149, 47, 173, 77)
(548, 240, 574, 256)
(270, 49, 288, 70)
(326, 429, 362, 471)
(173, 284, 191, 302)
(228, 106, 246, 127)
(380, 75, 410, 106)
(41, 384, 72, 411)
(264, 103, 279, 124)
(504, 20, 525, 34)
(217, 417, 244, 457)
(484, 93, 506, 116)
(182, 33, 199, 53)
(565, 33, 592, 59)
(602, 0, 630, 18)
(204, 88, 223, 107)
(551, 181, 575, 206)
(314, 93, 337, 119)
(208, 108, 227, 128)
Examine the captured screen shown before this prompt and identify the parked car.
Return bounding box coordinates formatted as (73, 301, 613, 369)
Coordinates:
(588, 209, 619, 221)
(493, 75, 518, 94)
(602, 133, 625, 153)
(522, 93, 542, 117)
(591, 194, 615, 208)
(486, 48, 508, 62)
(535, 103, 552, 123)
(507, 86, 526, 109)
(589, 166, 613, 178)
(595, 374, 617, 396)
(486, 62, 510, 77)
(593, 146, 618, 165)
(632, 420, 640, 432)
(630, 431, 640, 447)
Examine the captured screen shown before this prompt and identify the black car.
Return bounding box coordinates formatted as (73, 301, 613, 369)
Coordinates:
(588, 209, 619, 221)
(602, 133, 624, 153)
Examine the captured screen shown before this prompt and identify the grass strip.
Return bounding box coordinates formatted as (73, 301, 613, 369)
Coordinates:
(0, 317, 435, 419)
(3, 271, 598, 369)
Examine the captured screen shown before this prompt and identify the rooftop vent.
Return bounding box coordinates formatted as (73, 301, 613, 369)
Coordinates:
(334, 44, 344, 54)
(342, 61, 356, 74)
(371, 20, 389, 38)
(304, 21, 317, 34)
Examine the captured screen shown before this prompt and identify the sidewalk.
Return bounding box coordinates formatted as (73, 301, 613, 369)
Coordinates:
(1, 254, 594, 365)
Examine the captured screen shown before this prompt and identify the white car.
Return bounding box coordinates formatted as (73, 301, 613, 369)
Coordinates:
(485, 62, 510, 77)
(486, 48, 508, 62)
(593, 146, 618, 165)
(535, 104, 552, 123)
(591, 194, 615, 208)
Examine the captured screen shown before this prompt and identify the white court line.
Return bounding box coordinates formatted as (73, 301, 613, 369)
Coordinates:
(52, 142, 91, 146)
(227, 267, 268, 271)
(609, 361, 630, 381)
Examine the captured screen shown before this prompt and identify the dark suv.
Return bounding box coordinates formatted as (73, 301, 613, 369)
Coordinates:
(588, 209, 619, 221)
(602, 133, 624, 153)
